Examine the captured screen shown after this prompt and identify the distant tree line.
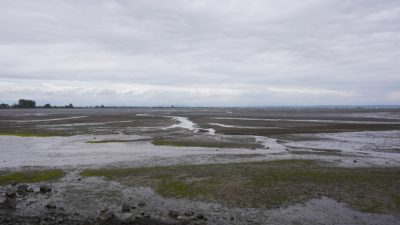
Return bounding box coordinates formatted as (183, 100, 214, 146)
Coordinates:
(18, 99, 36, 108)
(0, 99, 74, 109)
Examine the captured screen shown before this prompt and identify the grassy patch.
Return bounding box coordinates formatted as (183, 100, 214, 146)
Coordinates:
(86, 139, 149, 144)
(0, 169, 66, 185)
(152, 138, 262, 149)
(156, 180, 207, 198)
(288, 150, 346, 156)
(81, 160, 400, 213)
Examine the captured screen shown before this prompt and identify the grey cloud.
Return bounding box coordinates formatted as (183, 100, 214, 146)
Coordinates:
(0, 0, 399, 106)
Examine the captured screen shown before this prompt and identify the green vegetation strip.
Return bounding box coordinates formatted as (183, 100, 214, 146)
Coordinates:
(0, 169, 66, 185)
(81, 160, 400, 213)
(87, 138, 151, 144)
(152, 138, 261, 149)
(87, 140, 136, 144)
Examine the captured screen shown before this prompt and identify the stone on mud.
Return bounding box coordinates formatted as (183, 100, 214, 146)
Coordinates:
(5, 190, 17, 198)
(99, 210, 115, 221)
(40, 185, 52, 194)
(17, 184, 29, 195)
(122, 203, 131, 212)
(121, 213, 134, 224)
(168, 210, 179, 218)
(45, 201, 57, 209)
(80, 218, 94, 225)
(184, 211, 195, 217)
(1, 197, 16, 209)
(196, 214, 205, 220)
(1, 190, 17, 209)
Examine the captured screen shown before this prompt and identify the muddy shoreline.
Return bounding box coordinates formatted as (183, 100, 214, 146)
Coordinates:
(1, 108, 400, 224)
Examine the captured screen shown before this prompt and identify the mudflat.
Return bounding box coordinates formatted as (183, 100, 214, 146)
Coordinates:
(1, 107, 400, 225)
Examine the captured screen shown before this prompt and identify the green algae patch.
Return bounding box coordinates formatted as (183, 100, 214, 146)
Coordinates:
(86, 138, 151, 144)
(87, 139, 137, 144)
(152, 138, 262, 149)
(80, 160, 400, 213)
(0, 169, 66, 185)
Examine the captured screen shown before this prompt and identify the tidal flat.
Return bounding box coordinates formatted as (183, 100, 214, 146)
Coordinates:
(1, 107, 400, 225)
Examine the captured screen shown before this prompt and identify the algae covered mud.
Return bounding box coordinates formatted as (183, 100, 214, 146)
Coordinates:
(1, 107, 400, 225)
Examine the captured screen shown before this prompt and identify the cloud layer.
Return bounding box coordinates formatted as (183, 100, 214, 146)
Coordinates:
(1, 0, 399, 106)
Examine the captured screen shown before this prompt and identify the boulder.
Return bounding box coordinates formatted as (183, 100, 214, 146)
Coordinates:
(40, 185, 52, 194)
(122, 203, 131, 212)
(80, 218, 94, 225)
(120, 213, 133, 224)
(168, 210, 179, 218)
(99, 209, 115, 221)
(17, 184, 29, 195)
(45, 201, 57, 209)
(196, 214, 205, 220)
(1, 190, 17, 209)
(5, 190, 17, 198)
(39, 219, 48, 225)
(2, 197, 16, 209)
(184, 211, 195, 217)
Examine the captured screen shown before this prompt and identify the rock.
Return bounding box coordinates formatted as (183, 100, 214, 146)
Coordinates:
(17, 184, 29, 195)
(2, 197, 16, 209)
(5, 190, 17, 198)
(184, 211, 195, 217)
(189, 216, 197, 221)
(45, 201, 57, 209)
(353, 160, 357, 163)
(198, 129, 209, 133)
(138, 201, 146, 207)
(80, 218, 93, 225)
(77, 178, 82, 181)
(196, 214, 205, 220)
(120, 213, 133, 224)
(168, 210, 179, 218)
(39, 220, 48, 225)
(56, 217, 64, 223)
(27, 187, 34, 193)
(100, 207, 109, 213)
(212, 206, 221, 212)
(40, 185, 52, 194)
(2, 190, 17, 209)
(122, 203, 131, 212)
(264, 146, 270, 149)
(99, 210, 115, 221)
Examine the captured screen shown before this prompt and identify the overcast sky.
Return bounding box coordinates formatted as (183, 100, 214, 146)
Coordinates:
(0, 0, 399, 106)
